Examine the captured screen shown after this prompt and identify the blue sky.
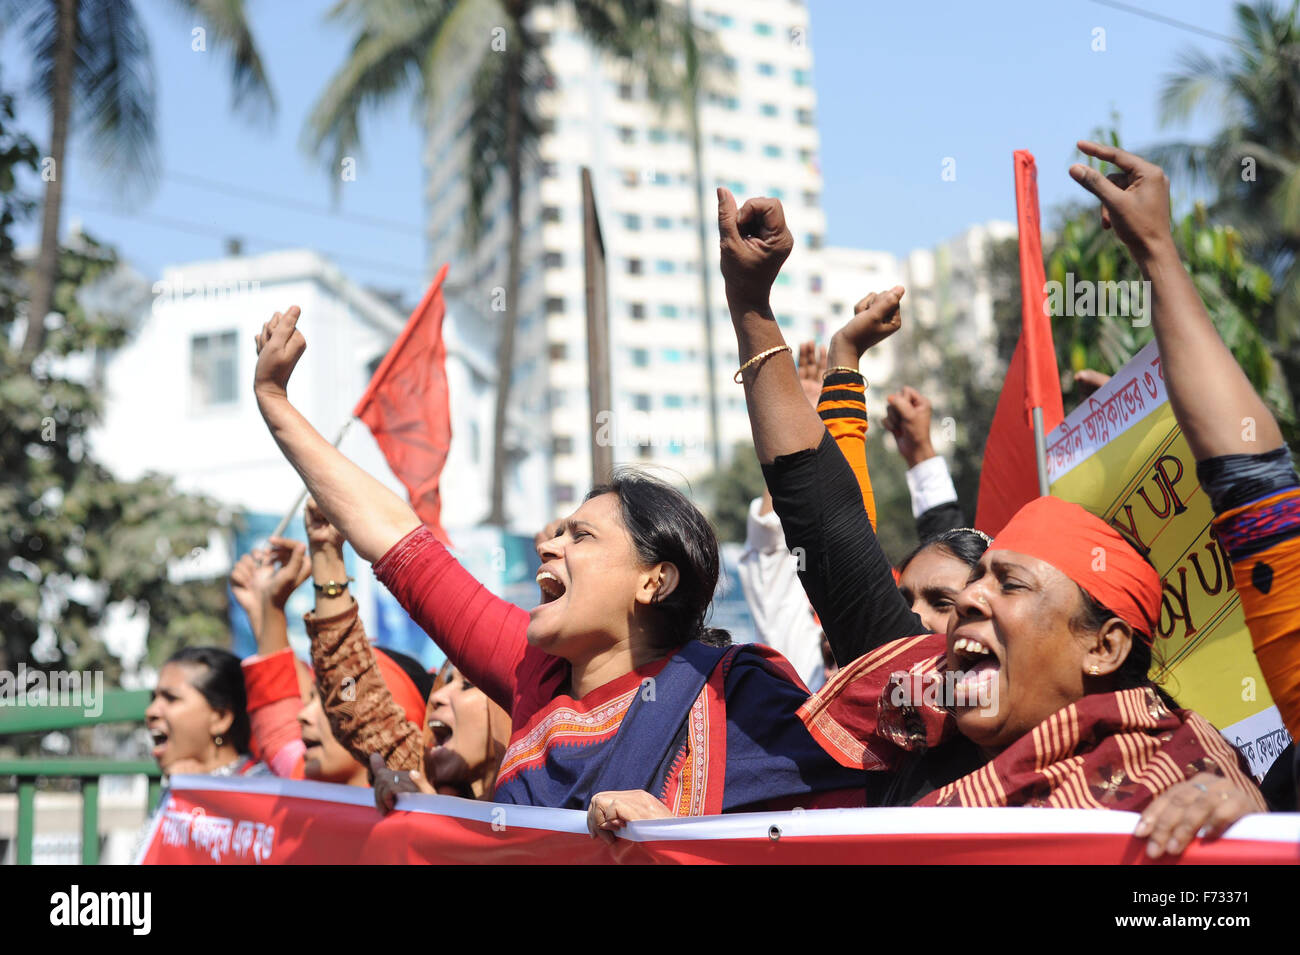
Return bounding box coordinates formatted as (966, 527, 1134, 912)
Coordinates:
(3, 0, 1238, 305)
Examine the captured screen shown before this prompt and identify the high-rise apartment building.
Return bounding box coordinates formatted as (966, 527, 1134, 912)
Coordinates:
(424, 0, 828, 525)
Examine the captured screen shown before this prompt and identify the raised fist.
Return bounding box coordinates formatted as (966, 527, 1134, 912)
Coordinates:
(1069, 141, 1172, 261)
(717, 188, 794, 306)
(253, 306, 306, 402)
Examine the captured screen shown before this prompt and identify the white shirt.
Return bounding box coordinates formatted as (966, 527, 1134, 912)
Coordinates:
(736, 497, 826, 691)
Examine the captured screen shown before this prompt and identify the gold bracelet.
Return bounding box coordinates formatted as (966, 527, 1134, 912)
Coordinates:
(734, 345, 792, 383)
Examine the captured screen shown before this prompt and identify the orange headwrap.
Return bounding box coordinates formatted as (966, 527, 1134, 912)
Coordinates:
(990, 496, 1162, 643)
(373, 648, 429, 728)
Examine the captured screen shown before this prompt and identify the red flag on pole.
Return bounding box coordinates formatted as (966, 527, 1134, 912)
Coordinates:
(973, 152, 1064, 535)
(354, 264, 453, 545)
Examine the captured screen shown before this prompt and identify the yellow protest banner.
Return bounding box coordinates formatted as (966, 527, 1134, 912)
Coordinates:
(1046, 341, 1290, 776)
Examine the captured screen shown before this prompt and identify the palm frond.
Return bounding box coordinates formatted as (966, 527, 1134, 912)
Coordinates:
(75, 0, 160, 190)
(165, 0, 276, 120)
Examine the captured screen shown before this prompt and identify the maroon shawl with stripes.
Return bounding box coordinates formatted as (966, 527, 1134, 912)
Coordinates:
(798, 635, 1265, 810)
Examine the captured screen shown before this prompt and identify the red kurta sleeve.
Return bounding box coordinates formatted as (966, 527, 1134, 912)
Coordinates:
(372, 525, 530, 715)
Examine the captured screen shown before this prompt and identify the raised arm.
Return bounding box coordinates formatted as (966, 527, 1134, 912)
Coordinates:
(253, 307, 419, 563)
(717, 190, 924, 662)
(1072, 141, 1300, 738)
(1068, 141, 1285, 460)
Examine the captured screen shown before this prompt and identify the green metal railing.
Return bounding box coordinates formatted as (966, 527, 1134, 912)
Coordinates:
(1, 689, 162, 864)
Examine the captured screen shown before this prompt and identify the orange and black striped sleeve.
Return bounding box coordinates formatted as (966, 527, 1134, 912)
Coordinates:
(818, 370, 876, 531)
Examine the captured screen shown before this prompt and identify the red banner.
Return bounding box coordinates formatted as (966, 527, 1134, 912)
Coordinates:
(137, 777, 1300, 865)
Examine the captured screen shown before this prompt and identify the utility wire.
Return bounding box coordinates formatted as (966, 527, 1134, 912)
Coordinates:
(66, 195, 430, 282)
(161, 169, 424, 237)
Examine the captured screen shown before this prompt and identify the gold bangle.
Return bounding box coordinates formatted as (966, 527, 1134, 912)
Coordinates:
(733, 345, 792, 383)
(823, 366, 863, 379)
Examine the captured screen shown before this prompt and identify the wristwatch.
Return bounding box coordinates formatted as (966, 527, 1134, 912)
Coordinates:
(313, 577, 352, 597)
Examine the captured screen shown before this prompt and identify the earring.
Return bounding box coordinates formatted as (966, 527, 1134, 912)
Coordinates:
(213, 734, 225, 747)
(1089, 665, 1099, 676)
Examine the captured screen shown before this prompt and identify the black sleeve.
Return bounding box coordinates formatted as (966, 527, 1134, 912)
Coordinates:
(762, 430, 927, 666)
(916, 501, 968, 541)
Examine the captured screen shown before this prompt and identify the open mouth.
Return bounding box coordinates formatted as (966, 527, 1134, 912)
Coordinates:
(428, 719, 453, 746)
(948, 634, 1001, 697)
(149, 729, 168, 757)
(536, 569, 566, 604)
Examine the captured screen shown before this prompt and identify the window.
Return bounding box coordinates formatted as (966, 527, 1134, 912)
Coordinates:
(617, 125, 635, 144)
(803, 190, 819, 207)
(649, 128, 669, 144)
(632, 394, 651, 411)
(653, 216, 672, 230)
(548, 341, 567, 361)
(552, 435, 574, 455)
(630, 348, 650, 368)
(660, 348, 682, 363)
(627, 258, 644, 275)
(630, 302, 646, 319)
(805, 232, 823, 250)
(540, 161, 558, 178)
(777, 314, 794, 329)
(798, 148, 814, 164)
(757, 62, 776, 76)
(622, 169, 639, 188)
(768, 187, 785, 200)
(792, 68, 810, 86)
(663, 394, 684, 409)
(623, 213, 642, 231)
(754, 22, 774, 36)
(655, 260, 675, 274)
(760, 103, 779, 118)
(796, 108, 815, 126)
(617, 81, 634, 100)
(191, 331, 238, 408)
(542, 206, 561, 223)
(544, 251, 564, 268)
(763, 144, 783, 159)
(545, 296, 565, 314)
(554, 484, 576, 504)
(658, 304, 678, 318)
(809, 274, 823, 293)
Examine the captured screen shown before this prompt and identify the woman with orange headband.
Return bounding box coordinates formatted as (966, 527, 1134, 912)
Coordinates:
(709, 172, 1268, 840)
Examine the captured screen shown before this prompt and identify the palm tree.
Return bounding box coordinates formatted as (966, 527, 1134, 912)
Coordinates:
(306, 0, 715, 527)
(1153, 0, 1300, 348)
(1, 0, 274, 361)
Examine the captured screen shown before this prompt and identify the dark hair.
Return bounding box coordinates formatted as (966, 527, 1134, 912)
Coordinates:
(164, 646, 252, 753)
(1070, 585, 1178, 711)
(899, 528, 991, 574)
(375, 647, 436, 702)
(586, 469, 731, 649)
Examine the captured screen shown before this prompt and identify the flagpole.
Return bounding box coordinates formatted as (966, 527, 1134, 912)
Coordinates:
(270, 417, 355, 539)
(1031, 406, 1050, 497)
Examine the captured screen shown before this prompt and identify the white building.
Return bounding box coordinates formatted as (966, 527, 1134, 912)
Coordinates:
(92, 248, 544, 666)
(424, 0, 829, 517)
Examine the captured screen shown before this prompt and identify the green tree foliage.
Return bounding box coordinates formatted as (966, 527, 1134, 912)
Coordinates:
(1046, 199, 1296, 443)
(0, 97, 228, 681)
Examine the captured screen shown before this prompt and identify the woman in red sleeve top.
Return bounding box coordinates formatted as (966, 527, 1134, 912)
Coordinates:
(249, 314, 867, 831)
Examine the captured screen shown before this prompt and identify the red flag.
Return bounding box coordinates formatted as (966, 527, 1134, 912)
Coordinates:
(973, 152, 1064, 535)
(354, 265, 453, 545)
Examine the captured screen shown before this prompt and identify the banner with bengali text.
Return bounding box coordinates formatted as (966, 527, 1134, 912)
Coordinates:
(1046, 341, 1291, 776)
(136, 776, 1300, 865)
